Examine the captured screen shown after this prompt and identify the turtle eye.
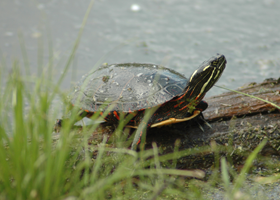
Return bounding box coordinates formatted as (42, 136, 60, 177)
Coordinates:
(211, 60, 218, 66)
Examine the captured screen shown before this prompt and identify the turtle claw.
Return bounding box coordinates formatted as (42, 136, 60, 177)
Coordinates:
(204, 121, 212, 129)
(194, 112, 212, 131)
(198, 123, 204, 132)
(198, 113, 212, 129)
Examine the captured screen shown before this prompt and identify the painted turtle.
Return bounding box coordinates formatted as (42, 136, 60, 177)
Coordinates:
(58, 54, 226, 149)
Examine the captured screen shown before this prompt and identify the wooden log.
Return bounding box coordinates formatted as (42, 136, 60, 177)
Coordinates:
(204, 78, 280, 121)
(86, 78, 280, 169)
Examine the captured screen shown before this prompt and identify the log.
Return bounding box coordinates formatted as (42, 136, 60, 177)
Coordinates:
(86, 78, 280, 169)
(204, 78, 280, 121)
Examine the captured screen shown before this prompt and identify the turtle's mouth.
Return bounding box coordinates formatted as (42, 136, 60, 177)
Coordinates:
(215, 54, 227, 73)
(186, 54, 227, 101)
(209, 55, 226, 85)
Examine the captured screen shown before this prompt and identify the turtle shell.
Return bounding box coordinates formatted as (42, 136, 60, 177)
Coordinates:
(71, 63, 188, 113)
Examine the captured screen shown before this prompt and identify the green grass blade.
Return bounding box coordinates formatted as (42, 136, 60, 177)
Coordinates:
(221, 157, 230, 193)
(232, 139, 267, 193)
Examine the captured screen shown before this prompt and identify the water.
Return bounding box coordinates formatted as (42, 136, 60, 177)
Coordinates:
(1, 0, 280, 97)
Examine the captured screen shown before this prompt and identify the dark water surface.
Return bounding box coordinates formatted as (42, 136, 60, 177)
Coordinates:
(1, 0, 280, 97)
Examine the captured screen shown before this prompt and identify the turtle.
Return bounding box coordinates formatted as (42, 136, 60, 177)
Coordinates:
(57, 54, 226, 149)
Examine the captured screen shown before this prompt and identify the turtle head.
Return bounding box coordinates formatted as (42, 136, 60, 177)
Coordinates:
(186, 54, 226, 101)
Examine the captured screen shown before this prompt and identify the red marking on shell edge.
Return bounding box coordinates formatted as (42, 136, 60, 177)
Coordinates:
(136, 131, 143, 145)
(84, 109, 89, 112)
(137, 138, 141, 145)
(113, 111, 120, 120)
(100, 112, 103, 116)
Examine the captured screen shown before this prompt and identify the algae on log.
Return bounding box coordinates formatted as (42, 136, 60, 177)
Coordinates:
(142, 78, 280, 169)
